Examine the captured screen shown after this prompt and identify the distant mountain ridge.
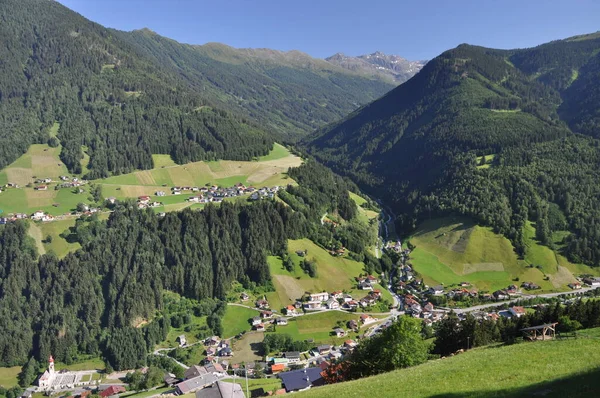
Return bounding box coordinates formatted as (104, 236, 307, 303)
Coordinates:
(306, 32, 600, 267)
(326, 51, 426, 83)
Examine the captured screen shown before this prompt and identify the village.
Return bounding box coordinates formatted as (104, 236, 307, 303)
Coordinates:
(0, 180, 282, 225)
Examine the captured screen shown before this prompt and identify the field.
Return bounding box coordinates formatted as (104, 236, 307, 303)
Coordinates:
(230, 332, 265, 363)
(475, 153, 496, 169)
(266, 239, 366, 311)
(96, 143, 301, 201)
(298, 337, 600, 398)
(269, 311, 369, 345)
(0, 144, 69, 186)
(35, 219, 81, 257)
(0, 366, 20, 388)
(222, 305, 260, 338)
(54, 356, 105, 371)
(408, 217, 595, 293)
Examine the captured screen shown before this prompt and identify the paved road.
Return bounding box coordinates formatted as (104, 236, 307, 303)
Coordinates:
(451, 287, 597, 314)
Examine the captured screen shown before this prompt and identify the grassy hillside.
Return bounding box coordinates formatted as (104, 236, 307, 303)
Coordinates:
(298, 334, 600, 398)
(266, 239, 368, 311)
(408, 217, 597, 292)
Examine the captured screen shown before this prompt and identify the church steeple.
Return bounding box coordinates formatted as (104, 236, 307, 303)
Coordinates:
(48, 355, 55, 374)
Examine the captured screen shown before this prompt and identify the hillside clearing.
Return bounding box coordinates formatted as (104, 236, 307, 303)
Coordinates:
(0, 366, 20, 388)
(408, 217, 594, 292)
(298, 336, 600, 398)
(222, 305, 260, 338)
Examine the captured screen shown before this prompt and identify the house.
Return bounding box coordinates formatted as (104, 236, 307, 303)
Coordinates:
(256, 299, 269, 309)
(284, 351, 301, 363)
(286, 305, 298, 316)
(254, 323, 265, 332)
(261, 310, 274, 319)
(275, 317, 288, 326)
(309, 292, 330, 302)
(493, 290, 509, 300)
(278, 368, 325, 393)
(521, 282, 540, 290)
(244, 362, 256, 376)
(138, 196, 151, 204)
(205, 347, 217, 357)
(219, 347, 233, 357)
(344, 340, 357, 350)
(509, 306, 527, 318)
(347, 320, 359, 330)
(343, 300, 359, 310)
(205, 336, 220, 347)
(175, 373, 218, 395)
(325, 298, 340, 309)
(155, 191, 166, 197)
(251, 316, 262, 326)
(35, 185, 48, 191)
(568, 282, 582, 290)
(240, 292, 250, 301)
(203, 363, 226, 376)
(506, 285, 519, 294)
(184, 365, 208, 380)
(270, 363, 286, 374)
(333, 328, 346, 338)
(31, 210, 46, 220)
(303, 301, 323, 310)
(331, 291, 343, 299)
(584, 277, 600, 287)
(195, 381, 245, 398)
(99, 386, 126, 398)
(371, 289, 382, 299)
(106, 197, 117, 204)
(428, 285, 444, 295)
(366, 275, 378, 283)
(177, 335, 187, 347)
(358, 281, 373, 291)
(317, 345, 331, 355)
(360, 314, 376, 325)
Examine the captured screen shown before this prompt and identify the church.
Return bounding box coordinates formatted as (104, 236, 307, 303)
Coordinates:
(38, 355, 56, 388)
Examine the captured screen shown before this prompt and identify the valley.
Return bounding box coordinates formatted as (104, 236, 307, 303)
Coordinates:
(2, 1, 600, 397)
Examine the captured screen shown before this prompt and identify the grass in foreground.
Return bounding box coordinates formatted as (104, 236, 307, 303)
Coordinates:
(298, 337, 600, 398)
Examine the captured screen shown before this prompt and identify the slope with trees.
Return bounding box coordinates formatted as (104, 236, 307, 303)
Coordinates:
(305, 33, 600, 267)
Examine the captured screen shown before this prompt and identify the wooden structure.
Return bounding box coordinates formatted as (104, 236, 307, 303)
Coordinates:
(521, 323, 558, 341)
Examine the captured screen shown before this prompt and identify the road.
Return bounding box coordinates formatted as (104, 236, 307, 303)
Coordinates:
(450, 287, 597, 314)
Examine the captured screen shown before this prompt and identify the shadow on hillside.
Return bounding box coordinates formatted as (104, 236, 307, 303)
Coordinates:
(412, 215, 475, 238)
(427, 366, 600, 398)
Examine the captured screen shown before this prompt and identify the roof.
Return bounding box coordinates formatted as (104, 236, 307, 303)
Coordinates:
(284, 351, 301, 359)
(511, 306, 526, 314)
(521, 323, 559, 331)
(271, 363, 286, 372)
(184, 365, 208, 380)
(279, 367, 325, 392)
(195, 381, 245, 398)
(99, 386, 126, 398)
(317, 344, 331, 351)
(176, 373, 219, 394)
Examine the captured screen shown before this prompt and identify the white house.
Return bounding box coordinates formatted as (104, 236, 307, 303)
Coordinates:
(310, 292, 330, 302)
(509, 306, 526, 318)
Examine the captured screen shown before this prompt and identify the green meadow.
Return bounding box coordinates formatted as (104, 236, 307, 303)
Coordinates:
(298, 335, 600, 398)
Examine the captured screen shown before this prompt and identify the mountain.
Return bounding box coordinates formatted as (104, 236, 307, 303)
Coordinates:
(326, 51, 426, 83)
(0, 0, 394, 178)
(305, 33, 600, 266)
(115, 30, 395, 138)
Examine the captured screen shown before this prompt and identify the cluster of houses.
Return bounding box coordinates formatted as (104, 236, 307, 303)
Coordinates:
(136, 196, 162, 209)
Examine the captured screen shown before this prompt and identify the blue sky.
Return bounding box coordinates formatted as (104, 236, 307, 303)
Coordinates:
(58, 0, 600, 60)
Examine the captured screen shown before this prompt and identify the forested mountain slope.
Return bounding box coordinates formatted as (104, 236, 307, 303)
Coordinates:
(0, 0, 393, 178)
(0, 0, 275, 178)
(116, 30, 395, 137)
(305, 33, 600, 266)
